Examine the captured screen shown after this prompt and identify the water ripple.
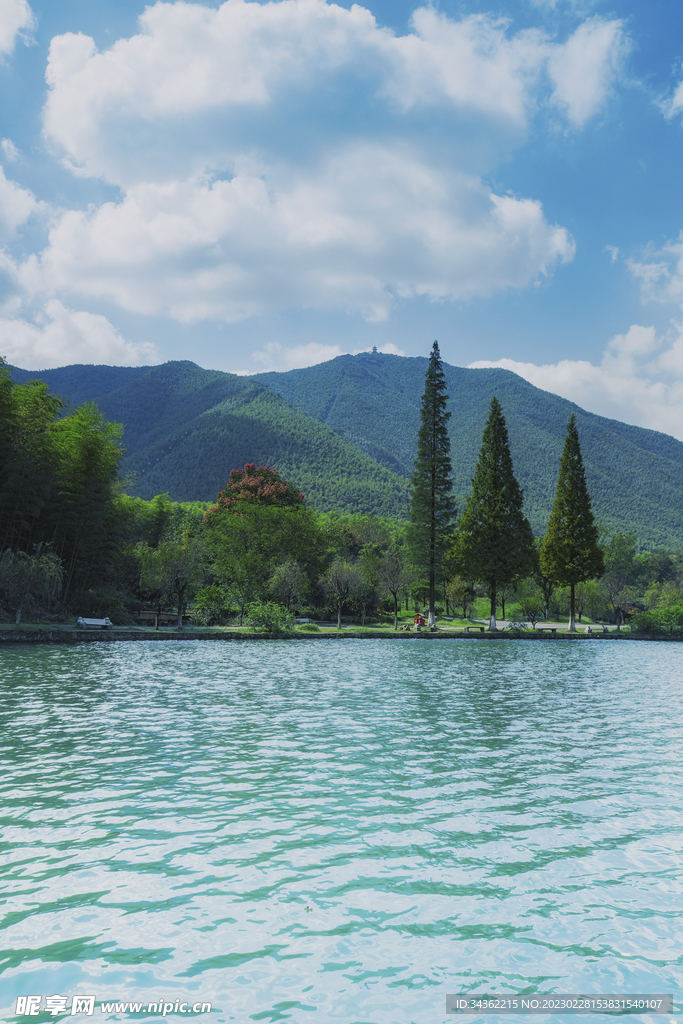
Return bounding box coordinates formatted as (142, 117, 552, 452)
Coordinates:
(0, 639, 682, 1022)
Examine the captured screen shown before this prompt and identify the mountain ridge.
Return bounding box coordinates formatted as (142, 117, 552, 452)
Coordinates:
(8, 354, 683, 546)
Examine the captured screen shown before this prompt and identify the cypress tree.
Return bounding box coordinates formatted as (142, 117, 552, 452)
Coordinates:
(452, 396, 534, 631)
(407, 341, 455, 628)
(541, 414, 604, 631)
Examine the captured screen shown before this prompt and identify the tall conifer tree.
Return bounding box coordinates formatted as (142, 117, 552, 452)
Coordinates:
(452, 397, 534, 630)
(541, 414, 604, 631)
(407, 341, 455, 628)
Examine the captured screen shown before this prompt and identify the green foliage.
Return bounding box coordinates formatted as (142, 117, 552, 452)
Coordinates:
(137, 529, 207, 628)
(0, 360, 126, 606)
(407, 342, 455, 622)
(632, 603, 683, 635)
(322, 557, 364, 628)
(190, 585, 234, 626)
(514, 579, 545, 626)
(601, 531, 638, 626)
(453, 397, 534, 626)
(541, 415, 604, 629)
(13, 354, 683, 547)
(0, 546, 63, 624)
(247, 600, 295, 633)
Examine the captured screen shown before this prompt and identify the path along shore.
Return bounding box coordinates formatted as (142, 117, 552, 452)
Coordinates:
(0, 624, 675, 643)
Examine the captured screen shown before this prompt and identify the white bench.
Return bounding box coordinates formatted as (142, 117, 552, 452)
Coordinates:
(76, 617, 113, 630)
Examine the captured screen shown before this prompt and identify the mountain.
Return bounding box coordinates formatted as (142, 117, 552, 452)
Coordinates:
(8, 354, 683, 546)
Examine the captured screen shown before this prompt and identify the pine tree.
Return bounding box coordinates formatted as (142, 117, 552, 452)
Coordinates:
(407, 341, 455, 628)
(541, 414, 604, 631)
(452, 397, 534, 630)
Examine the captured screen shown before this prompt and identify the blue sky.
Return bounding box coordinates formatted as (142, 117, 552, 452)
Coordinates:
(3, 0, 683, 438)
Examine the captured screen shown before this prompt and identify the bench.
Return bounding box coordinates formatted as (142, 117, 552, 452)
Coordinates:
(537, 627, 558, 635)
(76, 617, 113, 630)
(465, 625, 485, 633)
(586, 625, 609, 634)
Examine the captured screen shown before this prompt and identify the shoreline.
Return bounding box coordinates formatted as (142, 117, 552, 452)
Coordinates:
(0, 626, 676, 643)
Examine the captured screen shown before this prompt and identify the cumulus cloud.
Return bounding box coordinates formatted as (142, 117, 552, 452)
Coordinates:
(0, 0, 34, 58)
(247, 339, 405, 372)
(0, 300, 160, 369)
(0, 163, 41, 237)
(14, 0, 624, 329)
(547, 17, 627, 126)
(27, 148, 573, 322)
(469, 323, 683, 440)
(42, 2, 625, 185)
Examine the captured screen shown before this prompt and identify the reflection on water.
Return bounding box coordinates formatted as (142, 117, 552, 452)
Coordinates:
(1, 639, 682, 1023)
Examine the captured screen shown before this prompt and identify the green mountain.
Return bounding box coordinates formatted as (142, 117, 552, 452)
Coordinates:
(9, 354, 683, 546)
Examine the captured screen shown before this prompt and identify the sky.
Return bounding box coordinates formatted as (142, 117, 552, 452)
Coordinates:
(3, 0, 683, 438)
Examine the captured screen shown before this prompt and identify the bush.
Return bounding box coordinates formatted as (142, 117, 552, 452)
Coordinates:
(632, 603, 683, 635)
(247, 600, 295, 633)
(193, 586, 233, 626)
(297, 622, 320, 632)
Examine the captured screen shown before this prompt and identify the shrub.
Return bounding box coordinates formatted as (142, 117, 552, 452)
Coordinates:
(632, 603, 683, 635)
(247, 600, 295, 633)
(193, 586, 233, 626)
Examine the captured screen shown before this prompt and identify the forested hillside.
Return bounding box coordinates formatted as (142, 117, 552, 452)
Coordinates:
(10, 354, 683, 546)
(255, 352, 683, 546)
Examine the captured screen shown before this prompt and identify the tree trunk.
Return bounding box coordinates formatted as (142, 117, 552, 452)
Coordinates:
(489, 579, 497, 631)
(500, 594, 506, 620)
(337, 600, 342, 630)
(15, 604, 22, 625)
(568, 582, 576, 632)
(393, 593, 398, 630)
(428, 565, 436, 628)
(177, 585, 185, 630)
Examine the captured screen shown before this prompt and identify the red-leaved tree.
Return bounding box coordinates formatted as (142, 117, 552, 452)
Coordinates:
(206, 464, 304, 514)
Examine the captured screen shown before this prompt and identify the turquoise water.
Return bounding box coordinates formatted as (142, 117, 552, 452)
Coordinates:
(1, 639, 682, 1024)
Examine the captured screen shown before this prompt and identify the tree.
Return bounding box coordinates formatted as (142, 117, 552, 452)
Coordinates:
(205, 466, 326, 618)
(406, 341, 455, 628)
(532, 536, 555, 621)
(452, 397, 534, 631)
(601, 531, 637, 629)
(515, 579, 545, 627)
(379, 544, 415, 629)
(0, 546, 63, 624)
(446, 575, 474, 619)
(323, 558, 363, 629)
(210, 463, 305, 511)
(269, 560, 309, 610)
(138, 531, 206, 628)
(541, 414, 604, 631)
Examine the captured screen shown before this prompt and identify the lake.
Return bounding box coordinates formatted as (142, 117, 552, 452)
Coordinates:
(1, 639, 682, 1023)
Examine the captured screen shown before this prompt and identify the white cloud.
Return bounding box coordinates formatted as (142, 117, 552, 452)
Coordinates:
(627, 235, 683, 305)
(1, 138, 19, 162)
(0, 300, 160, 369)
(0, 0, 34, 57)
(605, 244, 619, 263)
(547, 17, 627, 126)
(22, 0, 628, 327)
(43, 2, 625, 186)
(0, 163, 40, 237)
(24, 146, 574, 322)
(469, 323, 683, 440)
(247, 339, 405, 372)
